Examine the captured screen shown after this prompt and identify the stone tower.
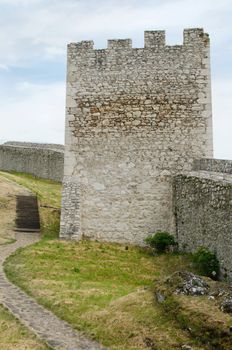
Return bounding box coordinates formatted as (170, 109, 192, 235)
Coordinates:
(60, 28, 213, 244)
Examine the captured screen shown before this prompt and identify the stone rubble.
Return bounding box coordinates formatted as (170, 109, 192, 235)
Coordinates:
(220, 297, 232, 314)
(166, 271, 209, 296)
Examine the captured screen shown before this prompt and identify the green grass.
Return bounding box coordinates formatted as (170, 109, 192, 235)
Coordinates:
(5, 240, 197, 349)
(0, 171, 61, 208)
(0, 304, 50, 350)
(1, 171, 218, 349)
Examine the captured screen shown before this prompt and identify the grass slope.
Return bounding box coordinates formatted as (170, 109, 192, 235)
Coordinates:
(2, 171, 231, 349)
(5, 240, 197, 349)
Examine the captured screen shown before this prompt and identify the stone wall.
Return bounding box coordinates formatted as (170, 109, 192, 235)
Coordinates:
(4, 141, 64, 152)
(0, 144, 64, 182)
(61, 28, 213, 244)
(174, 171, 232, 279)
(193, 158, 232, 174)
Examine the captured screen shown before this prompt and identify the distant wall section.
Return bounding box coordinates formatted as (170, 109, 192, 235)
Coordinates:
(193, 158, 232, 174)
(4, 141, 65, 152)
(0, 144, 64, 182)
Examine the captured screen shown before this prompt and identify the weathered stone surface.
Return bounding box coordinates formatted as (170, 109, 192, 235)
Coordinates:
(221, 297, 232, 314)
(3, 141, 64, 152)
(181, 345, 192, 350)
(61, 28, 213, 244)
(174, 170, 232, 279)
(0, 143, 64, 182)
(166, 271, 209, 296)
(193, 158, 232, 174)
(155, 291, 166, 303)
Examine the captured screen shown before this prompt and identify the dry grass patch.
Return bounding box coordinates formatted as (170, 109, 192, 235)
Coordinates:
(156, 277, 232, 349)
(179, 295, 232, 328)
(84, 288, 201, 350)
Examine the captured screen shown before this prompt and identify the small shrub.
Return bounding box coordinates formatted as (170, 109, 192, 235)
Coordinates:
(145, 232, 176, 253)
(192, 247, 220, 280)
(73, 267, 80, 273)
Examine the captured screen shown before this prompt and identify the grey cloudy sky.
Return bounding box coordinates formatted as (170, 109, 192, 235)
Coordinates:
(0, 0, 231, 159)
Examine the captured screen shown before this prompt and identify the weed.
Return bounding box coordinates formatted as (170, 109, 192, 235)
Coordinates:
(192, 247, 220, 280)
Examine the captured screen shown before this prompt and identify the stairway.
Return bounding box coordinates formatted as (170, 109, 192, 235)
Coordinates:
(15, 195, 40, 232)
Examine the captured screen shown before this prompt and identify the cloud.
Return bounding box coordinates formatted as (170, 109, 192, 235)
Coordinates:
(0, 0, 231, 65)
(0, 0, 231, 158)
(0, 81, 65, 144)
(212, 78, 232, 159)
(0, 0, 39, 4)
(0, 64, 9, 70)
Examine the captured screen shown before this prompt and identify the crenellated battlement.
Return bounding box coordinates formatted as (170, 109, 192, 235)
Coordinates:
(183, 28, 209, 45)
(107, 38, 132, 50)
(68, 28, 209, 55)
(144, 30, 165, 48)
(75, 40, 94, 50)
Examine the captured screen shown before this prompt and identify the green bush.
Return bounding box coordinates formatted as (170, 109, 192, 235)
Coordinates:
(192, 247, 220, 280)
(145, 232, 176, 253)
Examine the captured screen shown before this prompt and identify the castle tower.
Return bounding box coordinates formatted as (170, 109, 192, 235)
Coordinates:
(60, 28, 213, 244)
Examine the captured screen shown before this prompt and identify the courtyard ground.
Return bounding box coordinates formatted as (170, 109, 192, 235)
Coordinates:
(0, 171, 232, 350)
